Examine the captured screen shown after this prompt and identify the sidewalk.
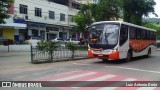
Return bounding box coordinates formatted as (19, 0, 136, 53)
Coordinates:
(0, 51, 30, 57)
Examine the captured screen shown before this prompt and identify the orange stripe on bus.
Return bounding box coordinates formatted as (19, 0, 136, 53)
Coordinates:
(88, 51, 94, 58)
(109, 51, 119, 60)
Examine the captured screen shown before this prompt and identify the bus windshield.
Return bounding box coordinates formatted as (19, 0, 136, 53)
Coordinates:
(89, 23, 120, 49)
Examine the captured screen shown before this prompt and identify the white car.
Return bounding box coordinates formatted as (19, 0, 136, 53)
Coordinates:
(25, 37, 41, 46)
(51, 38, 63, 42)
(50, 38, 66, 48)
(65, 38, 80, 44)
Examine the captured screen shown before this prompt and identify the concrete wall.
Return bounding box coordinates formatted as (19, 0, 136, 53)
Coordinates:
(0, 45, 31, 52)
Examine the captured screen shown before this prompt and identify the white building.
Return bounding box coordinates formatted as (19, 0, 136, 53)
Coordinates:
(74, 0, 99, 4)
(2, 0, 79, 43)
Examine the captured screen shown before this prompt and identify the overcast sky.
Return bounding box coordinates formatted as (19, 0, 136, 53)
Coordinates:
(150, 0, 160, 18)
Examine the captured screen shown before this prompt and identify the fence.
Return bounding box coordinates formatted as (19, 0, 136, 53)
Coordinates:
(31, 46, 89, 63)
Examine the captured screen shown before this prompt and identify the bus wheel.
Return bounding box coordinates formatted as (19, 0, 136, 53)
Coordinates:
(146, 49, 151, 58)
(102, 59, 108, 62)
(125, 51, 132, 62)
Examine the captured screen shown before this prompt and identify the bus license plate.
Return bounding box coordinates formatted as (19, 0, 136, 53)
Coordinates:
(98, 55, 103, 57)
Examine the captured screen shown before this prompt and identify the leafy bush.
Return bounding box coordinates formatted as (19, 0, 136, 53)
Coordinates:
(66, 42, 78, 59)
(37, 40, 60, 61)
(66, 42, 78, 51)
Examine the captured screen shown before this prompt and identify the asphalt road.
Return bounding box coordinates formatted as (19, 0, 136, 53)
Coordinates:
(0, 51, 160, 90)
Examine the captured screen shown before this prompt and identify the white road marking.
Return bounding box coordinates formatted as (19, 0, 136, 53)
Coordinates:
(105, 66, 160, 74)
(14, 75, 27, 79)
(72, 63, 92, 65)
(54, 70, 81, 76)
(98, 78, 136, 90)
(71, 74, 115, 88)
(51, 72, 97, 81)
(137, 87, 157, 90)
(36, 70, 81, 80)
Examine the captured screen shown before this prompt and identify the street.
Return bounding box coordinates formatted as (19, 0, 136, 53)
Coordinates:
(0, 51, 160, 90)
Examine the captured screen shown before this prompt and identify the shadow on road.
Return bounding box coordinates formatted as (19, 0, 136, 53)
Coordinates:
(92, 55, 157, 65)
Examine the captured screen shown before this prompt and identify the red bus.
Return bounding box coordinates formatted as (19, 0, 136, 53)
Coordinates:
(88, 21, 157, 62)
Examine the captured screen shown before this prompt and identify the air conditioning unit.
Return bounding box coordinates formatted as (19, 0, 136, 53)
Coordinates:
(13, 14, 23, 19)
(44, 16, 47, 19)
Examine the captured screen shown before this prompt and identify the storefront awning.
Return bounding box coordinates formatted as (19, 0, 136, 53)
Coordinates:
(0, 23, 27, 29)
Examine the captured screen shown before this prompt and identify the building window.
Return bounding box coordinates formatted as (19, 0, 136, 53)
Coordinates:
(71, 3, 80, 9)
(60, 13, 65, 21)
(129, 26, 136, 39)
(49, 11, 55, 19)
(35, 7, 42, 17)
(19, 4, 27, 14)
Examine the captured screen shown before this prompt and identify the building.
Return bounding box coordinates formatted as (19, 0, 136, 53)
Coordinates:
(74, 0, 93, 4)
(0, 3, 26, 44)
(1, 0, 80, 43)
(74, 0, 100, 4)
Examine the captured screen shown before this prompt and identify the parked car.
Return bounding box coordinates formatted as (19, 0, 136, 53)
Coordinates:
(50, 38, 66, 48)
(65, 38, 80, 44)
(0, 37, 8, 42)
(0, 37, 9, 45)
(25, 37, 41, 46)
(51, 38, 63, 42)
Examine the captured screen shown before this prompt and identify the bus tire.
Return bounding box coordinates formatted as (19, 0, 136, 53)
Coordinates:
(146, 49, 151, 58)
(125, 51, 132, 62)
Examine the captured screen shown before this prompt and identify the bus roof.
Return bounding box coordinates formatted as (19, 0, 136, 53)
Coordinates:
(92, 21, 156, 32)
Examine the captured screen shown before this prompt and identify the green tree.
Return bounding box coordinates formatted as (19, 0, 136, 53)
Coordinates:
(122, 0, 156, 25)
(0, 0, 14, 24)
(73, 3, 94, 38)
(91, 0, 121, 21)
(73, 14, 86, 38)
(144, 24, 160, 37)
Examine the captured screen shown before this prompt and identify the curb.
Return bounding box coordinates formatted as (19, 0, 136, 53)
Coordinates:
(31, 57, 91, 64)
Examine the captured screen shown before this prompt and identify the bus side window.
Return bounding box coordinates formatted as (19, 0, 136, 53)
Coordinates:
(153, 32, 156, 40)
(141, 29, 146, 40)
(146, 31, 150, 40)
(150, 31, 153, 40)
(129, 26, 136, 40)
(120, 24, 128, 46)
(136, 28, 141, 39)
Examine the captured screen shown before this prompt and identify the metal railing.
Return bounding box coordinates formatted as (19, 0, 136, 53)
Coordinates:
(31, 46, 88, 63)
